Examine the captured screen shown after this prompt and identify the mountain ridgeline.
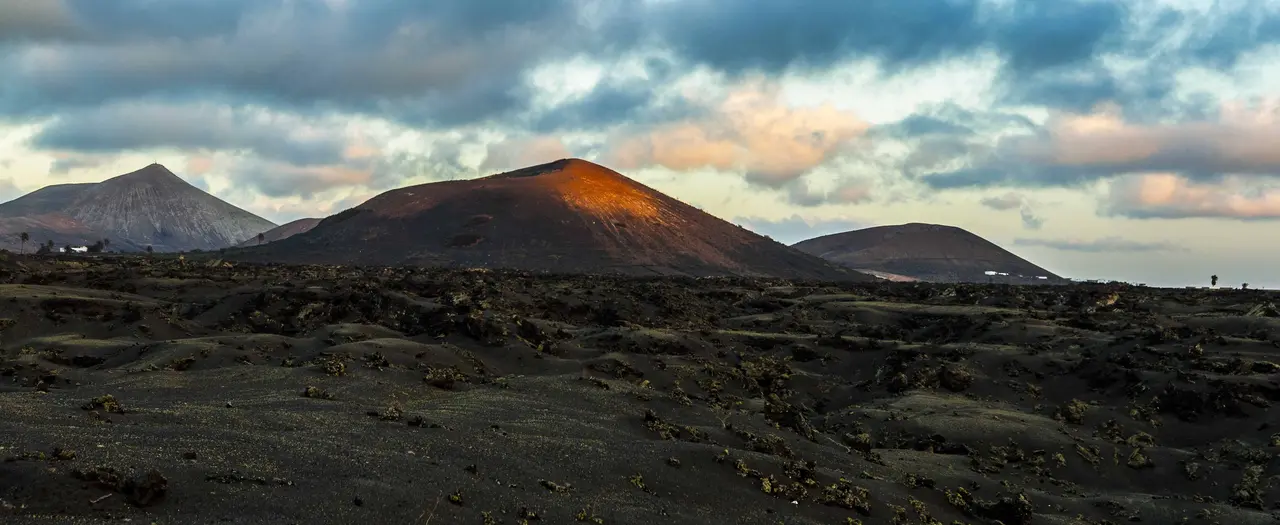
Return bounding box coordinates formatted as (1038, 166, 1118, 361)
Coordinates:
(232, 159, 871, 280)
(1, 161, 1055, 285)
(0, 164, 275, 252)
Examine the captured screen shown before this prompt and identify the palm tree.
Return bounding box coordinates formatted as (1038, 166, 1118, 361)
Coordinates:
(257, 232, 265, 245)
(1211, 275, 1218, 287)
(18, 232, 27, 254)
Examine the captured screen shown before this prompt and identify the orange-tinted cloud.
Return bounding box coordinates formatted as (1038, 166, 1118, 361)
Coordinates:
(1104, 172, 1280, 220)
(830, 183, 872, 204)
(1032, 100, 1280, 170)
(0, 0, 81, 41)
(342, 137, 381, 160)
(924, 98, 1280, 189)
(604, 82, 869, 187)
(186, 155, 215, 175)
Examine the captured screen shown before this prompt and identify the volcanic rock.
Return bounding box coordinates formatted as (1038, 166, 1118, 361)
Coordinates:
(2, 258, 1275, 524)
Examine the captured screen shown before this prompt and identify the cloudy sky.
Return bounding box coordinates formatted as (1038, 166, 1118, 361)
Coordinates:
(1, 0, 1278, 287)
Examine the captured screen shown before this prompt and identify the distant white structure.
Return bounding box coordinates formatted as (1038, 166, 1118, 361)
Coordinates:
(61, 246, 88, 253)
(1036, 276, 1048, 280)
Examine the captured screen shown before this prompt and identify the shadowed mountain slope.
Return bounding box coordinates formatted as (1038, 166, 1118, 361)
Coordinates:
(235, 159, 869, 280)
(793, 223, 1062, 283)
(237, 218, 322, 247)
(0, 164, 276, 252)
(0, 183, 94, 217)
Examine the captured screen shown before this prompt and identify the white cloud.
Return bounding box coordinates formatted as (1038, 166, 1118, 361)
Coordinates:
(480, 136, 573, 173)
(1013, 236, 1182, 253)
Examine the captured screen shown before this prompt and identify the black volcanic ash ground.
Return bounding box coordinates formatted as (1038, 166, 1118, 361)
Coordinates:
(1, 256, 1278, 524)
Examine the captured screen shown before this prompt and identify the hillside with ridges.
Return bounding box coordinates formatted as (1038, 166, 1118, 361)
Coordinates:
(237, 218, 323, 247)
(235, 159, 869, 280)
(794, 223, 1063, 283)
(0, 164, 276, 252)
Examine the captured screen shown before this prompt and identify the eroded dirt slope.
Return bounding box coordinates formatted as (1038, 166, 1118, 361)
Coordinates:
(1, 256, 1278, 524)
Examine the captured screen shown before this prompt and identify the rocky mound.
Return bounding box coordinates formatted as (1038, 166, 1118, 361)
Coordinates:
(236, 159, 868, 280)
(0, 164, 276, 252)
(237, 218, 322, 247)
(793, 223, 1062, 283)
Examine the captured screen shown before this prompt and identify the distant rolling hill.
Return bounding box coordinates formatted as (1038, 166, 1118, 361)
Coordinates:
(0, 164, 276, 252)
(232, 159, 870, 280)
(793, 223, 1063, 284)
(237, 218, 322, 247)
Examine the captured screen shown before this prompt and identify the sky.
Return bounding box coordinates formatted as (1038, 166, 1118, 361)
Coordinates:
(1, 0, 1278, 288)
